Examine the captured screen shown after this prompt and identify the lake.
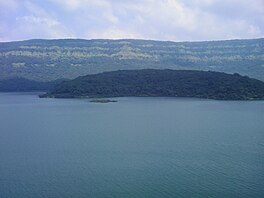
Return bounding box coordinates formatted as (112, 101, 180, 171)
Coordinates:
(0, 93, 263, 198)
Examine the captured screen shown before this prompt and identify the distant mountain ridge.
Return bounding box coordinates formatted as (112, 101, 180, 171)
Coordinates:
(1, 38, 263, 81)
(41, 69, 264, 100)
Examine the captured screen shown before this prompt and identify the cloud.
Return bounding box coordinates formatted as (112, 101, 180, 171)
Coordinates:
(0, 0, 263, 41)
(87, 27, 141, 39)
(15, 15, 71, 38)
(49, 0, 110, 11)
(0, 0, 73, 41)
(0, 0, 19, 10)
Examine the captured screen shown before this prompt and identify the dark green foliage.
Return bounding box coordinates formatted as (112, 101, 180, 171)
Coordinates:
(41, 69, 264, 100)
(0, 78, 64, 92)
(1, 38, 264, 81)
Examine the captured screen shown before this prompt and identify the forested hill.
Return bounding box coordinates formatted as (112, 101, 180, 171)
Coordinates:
(1, 38, 264, 81)
(0, 78, 63, 92)
(41, 69, 264, 100)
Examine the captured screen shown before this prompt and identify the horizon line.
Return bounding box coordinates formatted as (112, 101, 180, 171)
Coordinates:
(1, 37, 264, 44)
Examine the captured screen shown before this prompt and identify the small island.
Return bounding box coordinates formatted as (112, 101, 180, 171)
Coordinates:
(90, 99, 117, 103)
(40, 69, 264, 100)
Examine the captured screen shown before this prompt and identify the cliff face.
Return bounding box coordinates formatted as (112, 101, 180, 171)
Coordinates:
(1, 38, 264, 81)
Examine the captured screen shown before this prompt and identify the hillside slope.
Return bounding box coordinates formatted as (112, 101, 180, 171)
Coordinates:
(0, 78, 63, 92)
(41, 69, 264, 100)
(1, 38, 263, 81)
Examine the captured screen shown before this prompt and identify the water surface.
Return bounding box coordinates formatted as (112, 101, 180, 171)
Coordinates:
(0, 93, 263, 198)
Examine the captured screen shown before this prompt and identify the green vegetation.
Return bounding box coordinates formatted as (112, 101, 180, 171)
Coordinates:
(40, 69, 264, 100)
(0, 78, 63, 92)
(1, 38, 264, 81)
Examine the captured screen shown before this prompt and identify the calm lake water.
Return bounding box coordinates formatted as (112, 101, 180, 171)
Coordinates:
(0, 92, 263, 198)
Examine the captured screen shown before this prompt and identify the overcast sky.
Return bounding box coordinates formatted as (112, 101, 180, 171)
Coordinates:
(1, 0, 264, 42)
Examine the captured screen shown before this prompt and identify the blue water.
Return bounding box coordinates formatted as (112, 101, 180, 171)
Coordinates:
(0, 92, 263, 198)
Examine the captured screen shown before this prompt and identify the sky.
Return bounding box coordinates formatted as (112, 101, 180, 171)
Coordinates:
(0, 0, 264, 42)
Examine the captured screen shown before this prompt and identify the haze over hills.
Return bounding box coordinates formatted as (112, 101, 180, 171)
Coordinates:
(41, 69, 264, 100)
(0, 78, 64, 92)
(0, 38, 264, 82)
